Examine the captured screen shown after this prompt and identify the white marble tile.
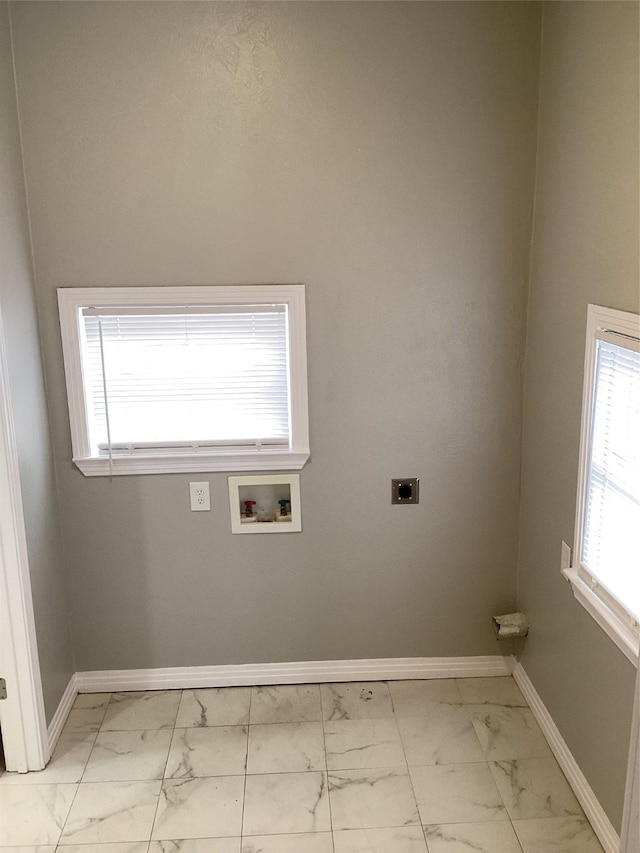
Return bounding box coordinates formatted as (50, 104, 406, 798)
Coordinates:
(152, 776, 244, 840)
(247, 722, 325, 773)
(0, 732, 95, 785)
(73, 692, 112, 710)
(243, 771, 330, 835)
(409, 764, 507, 825)
(456, 677, 527, 708)
(397, 707, 484, 765)
(0, 783, 76, 846)
(175, 688, 251, 728)
(60, 780, 160, 844)
(164, 727, 247, 778)
(101, 691, 181, 731)
(241, 833, 333, 852)
(62, 707, 108, 733)
(321, 682, 394, 721)
(513, 816, 604, 852)
(468, 705, 552, 760)
(490, 759, 582, 820)
(58, 845, 150, 853)
(61, 694, 111, 734)
(389, 681, 462, 717)
(424, 821, 522, 852)
(328, 768, 420, 830)
(325, 718, 405, 770)
(83, 729, 173, 781)
(333, 827, 428, 852)
(149, 840, 241, 853)
(249, 685, 322, 724)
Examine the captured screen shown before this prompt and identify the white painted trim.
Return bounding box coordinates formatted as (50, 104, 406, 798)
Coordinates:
(74, 450, 310, 476)
(57, 285, 310, 477)
(76, 656, 510, 693)
(0, 306, 48, 772)
(563, 568, 639, 665)
(512, 661, 620, 853)
(46, 674, 78, 755)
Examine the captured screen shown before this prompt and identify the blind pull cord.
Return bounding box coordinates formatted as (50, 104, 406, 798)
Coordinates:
(98, 318, 114, 481)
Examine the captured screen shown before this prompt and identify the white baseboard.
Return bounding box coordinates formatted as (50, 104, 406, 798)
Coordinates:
(76, 655, 510, 693)
(46, 673, 78, 754)
(512, 660, 620, 853)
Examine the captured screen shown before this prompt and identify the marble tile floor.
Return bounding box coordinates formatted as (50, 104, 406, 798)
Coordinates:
(0, 677, 604, 853)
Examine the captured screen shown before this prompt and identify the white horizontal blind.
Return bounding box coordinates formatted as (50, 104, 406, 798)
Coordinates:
(583, 335, 640, 618)
(81, 306, 290, 453)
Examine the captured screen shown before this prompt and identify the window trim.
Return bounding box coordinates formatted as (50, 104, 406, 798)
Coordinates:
(564, 303, 640, 665)
(57, 285, 310, 476)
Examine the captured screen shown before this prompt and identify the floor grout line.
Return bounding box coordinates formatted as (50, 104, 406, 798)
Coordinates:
(52, 695, 112, 849)
(145, 689, 181, 848)
(239, 685, 254, 847)
(393, 680, 431, 852)
(320, 684, 337, 852)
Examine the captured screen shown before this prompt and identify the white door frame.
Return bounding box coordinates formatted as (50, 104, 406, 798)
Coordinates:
(0, 304, 48, 771)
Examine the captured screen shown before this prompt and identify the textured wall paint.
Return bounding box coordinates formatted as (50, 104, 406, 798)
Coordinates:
(518, 2, 639, 831)
(0, 2, 74, 723)
(11, 1, 541, 671)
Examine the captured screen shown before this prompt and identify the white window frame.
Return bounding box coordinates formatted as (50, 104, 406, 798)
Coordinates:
(57, 285, 310, 476)
(564, 303, 640, 665)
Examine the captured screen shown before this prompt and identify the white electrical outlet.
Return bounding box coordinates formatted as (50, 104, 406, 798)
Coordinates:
(560, 540, 572, 571)
(189, 481, 210, 512)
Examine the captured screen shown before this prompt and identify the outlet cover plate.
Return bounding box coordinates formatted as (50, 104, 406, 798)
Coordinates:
(391, 478, 419, 504)
(560, 540, 572, 571)
(189, 481, 211, 511)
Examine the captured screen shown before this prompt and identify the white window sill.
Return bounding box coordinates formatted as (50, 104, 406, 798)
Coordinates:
(73, 450, 310, 477)
(563, 567, 639, 666)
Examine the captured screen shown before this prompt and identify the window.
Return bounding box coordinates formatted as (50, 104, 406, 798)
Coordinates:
(565, 304, 640, 663)
(57, 285, 310, 475)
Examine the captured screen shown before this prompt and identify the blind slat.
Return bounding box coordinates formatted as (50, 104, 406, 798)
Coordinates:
(583, 338, 640, 616)
(82, 308, 291, 450)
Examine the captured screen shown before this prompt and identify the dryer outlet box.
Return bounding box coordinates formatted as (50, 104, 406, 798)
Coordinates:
(391, 478, 419, 504)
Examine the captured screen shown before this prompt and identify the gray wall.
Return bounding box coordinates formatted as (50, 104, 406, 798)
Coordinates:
(0, 1, 74, 722)
(10, 1, 541, 671)
(518, 1, 639, 831)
